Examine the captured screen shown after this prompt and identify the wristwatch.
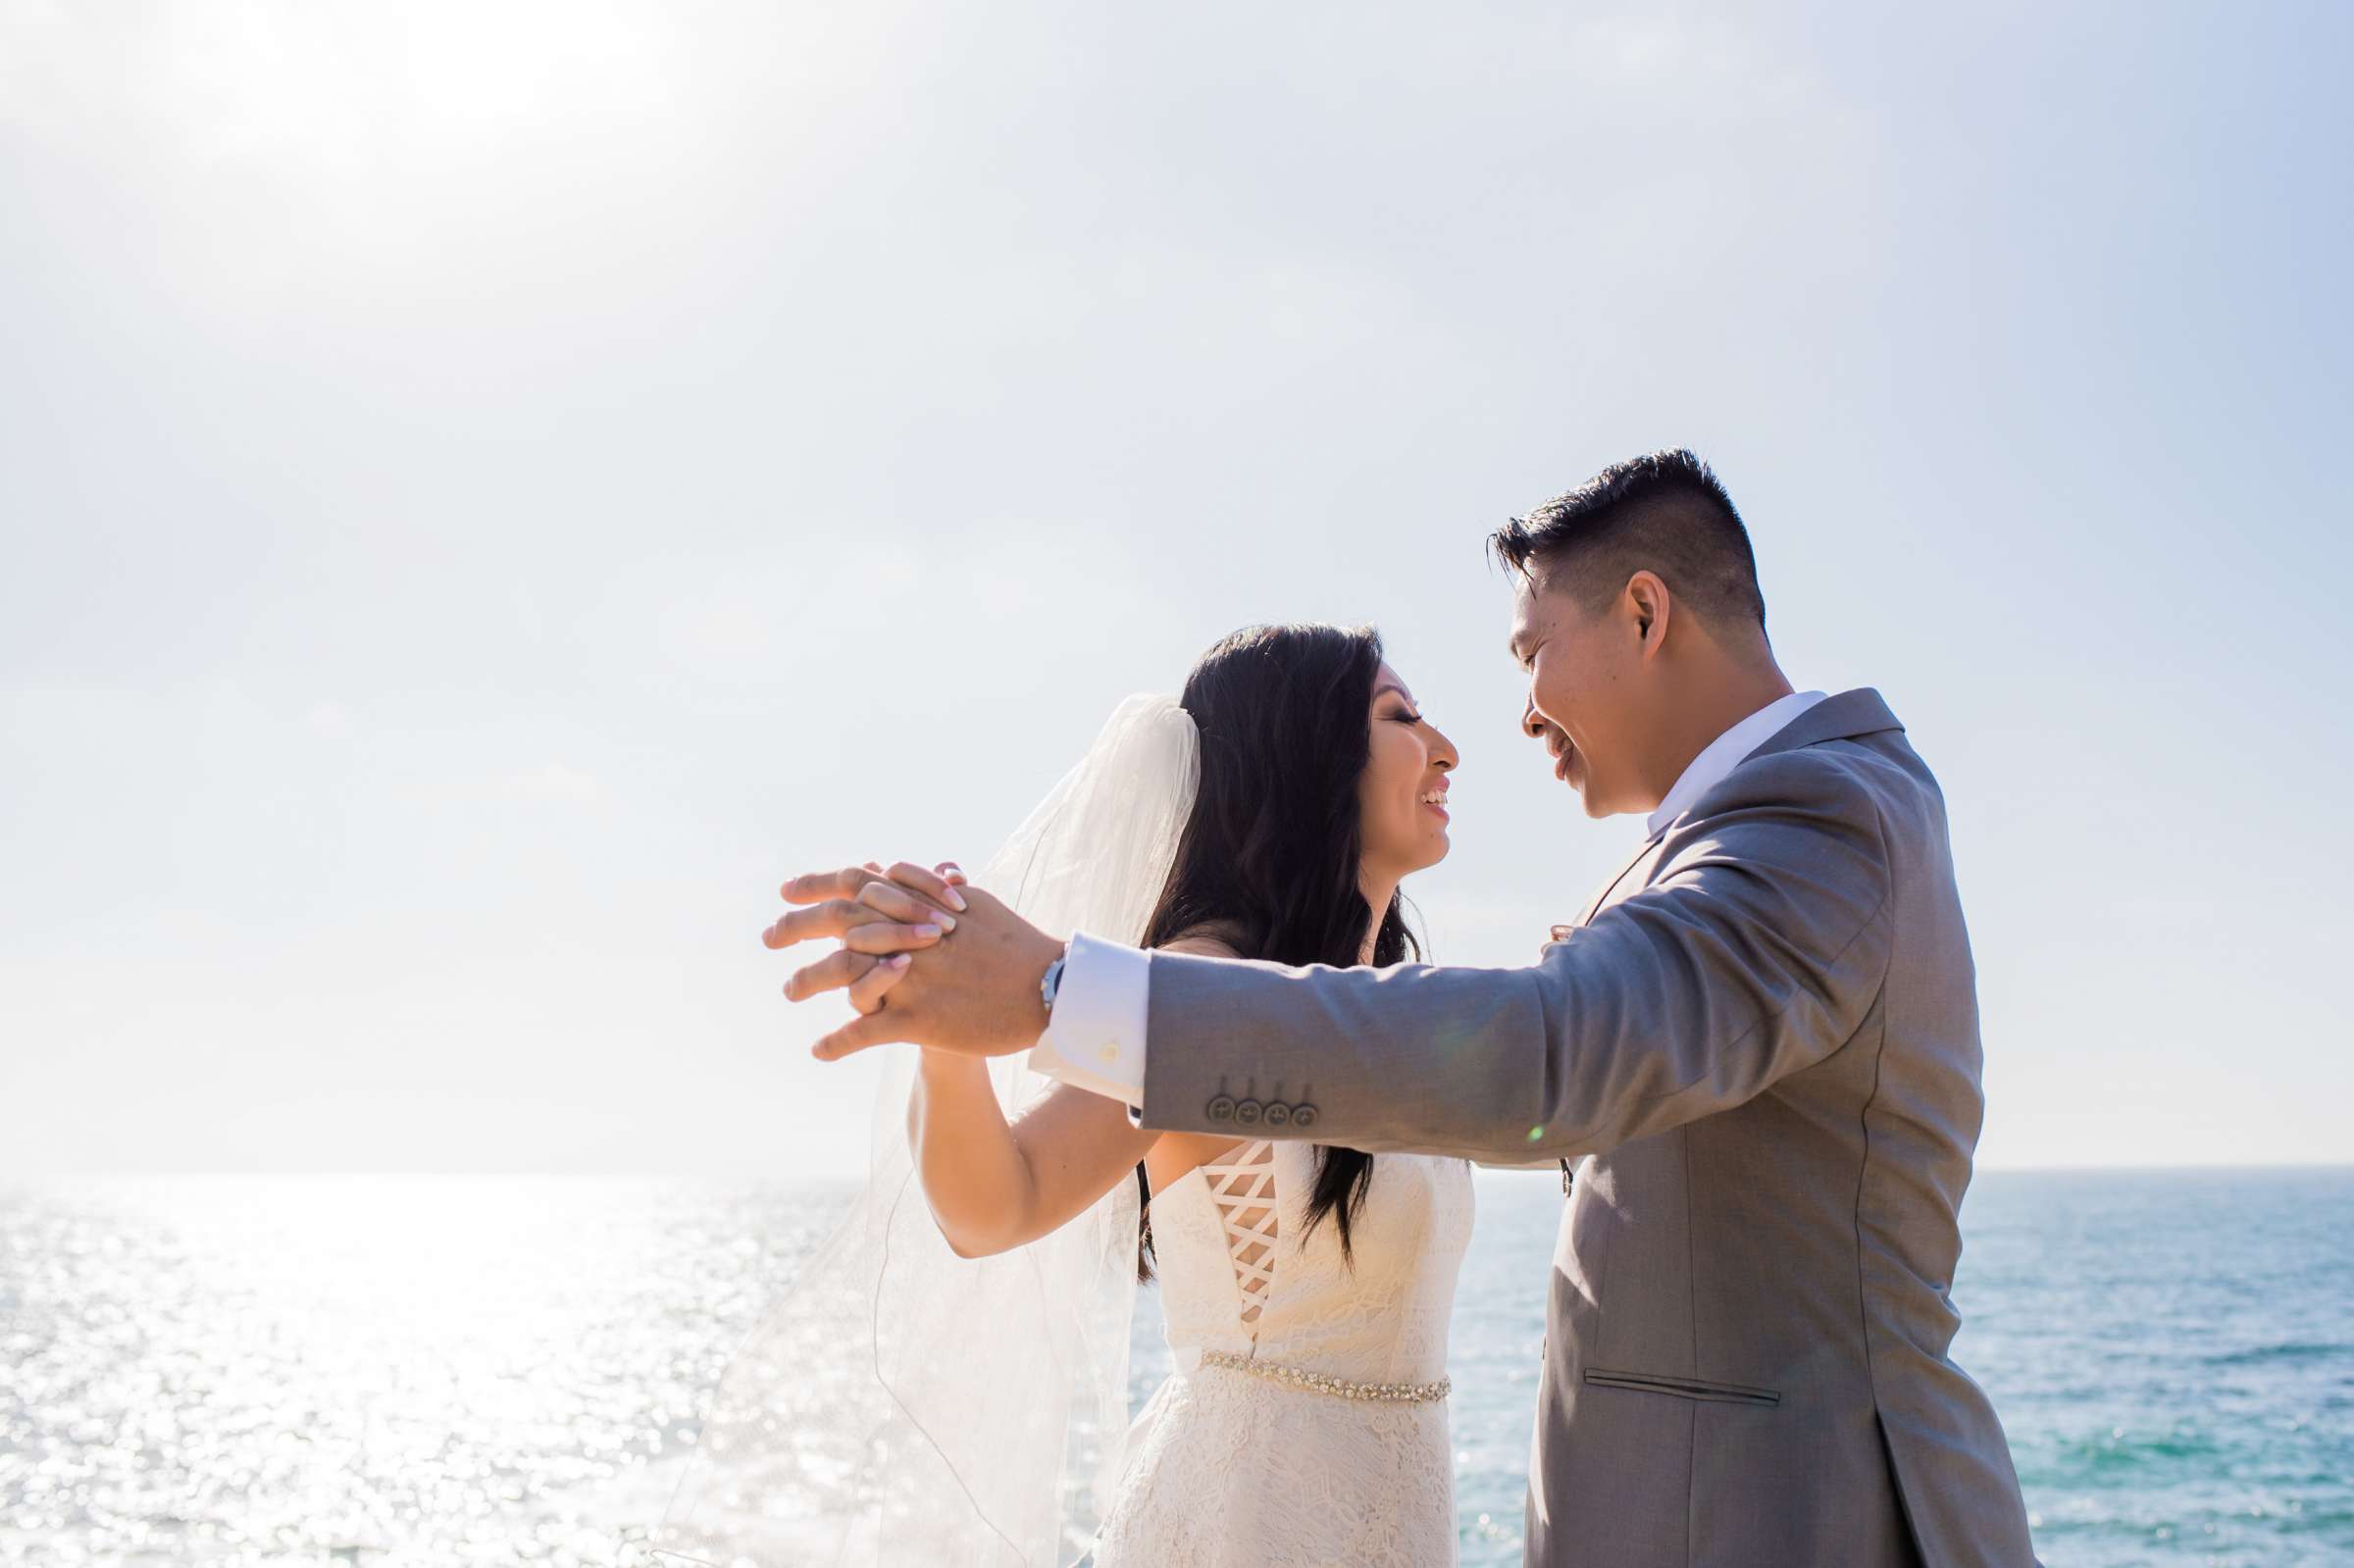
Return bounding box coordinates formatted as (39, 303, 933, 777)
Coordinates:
(1040, 949, 1068, 1017)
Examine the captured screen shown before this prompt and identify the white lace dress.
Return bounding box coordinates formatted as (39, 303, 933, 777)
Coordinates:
(1093, 1139, 1474, 1567)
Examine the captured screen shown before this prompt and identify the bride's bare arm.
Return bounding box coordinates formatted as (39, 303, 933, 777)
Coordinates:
(907, 1062, 1155, 1257)
(906, 935, 1239, 1258)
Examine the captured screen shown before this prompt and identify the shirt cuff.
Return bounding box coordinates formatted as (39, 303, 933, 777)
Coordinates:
(1024, 932, 1150, 1110)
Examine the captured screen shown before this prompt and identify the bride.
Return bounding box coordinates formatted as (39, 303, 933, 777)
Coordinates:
(653, 623, 1472, 1568)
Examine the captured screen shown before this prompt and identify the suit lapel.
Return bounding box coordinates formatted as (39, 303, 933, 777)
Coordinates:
(1561, 828, 1669, 1197)
(1576, 828, 1667, 927)
(1570, 689, 1901, 928)
(1742, 687, 1903, 764)
(1570, 690, 1907, 932)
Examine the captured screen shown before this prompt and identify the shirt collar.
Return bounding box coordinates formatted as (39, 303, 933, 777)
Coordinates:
(1645, 689, 1829, 837)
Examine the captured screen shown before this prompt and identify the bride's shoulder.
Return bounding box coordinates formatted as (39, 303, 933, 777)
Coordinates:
(1153, 924, 1249, 961)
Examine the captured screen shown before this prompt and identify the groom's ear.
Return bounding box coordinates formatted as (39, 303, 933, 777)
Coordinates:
(1625, 570, 1672, 657)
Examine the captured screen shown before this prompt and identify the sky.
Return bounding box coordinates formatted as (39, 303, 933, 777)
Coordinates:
(2, 0, 2348, 1177)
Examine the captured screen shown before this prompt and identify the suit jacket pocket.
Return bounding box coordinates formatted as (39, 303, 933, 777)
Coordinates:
(1583, 1367, 1781, 1408)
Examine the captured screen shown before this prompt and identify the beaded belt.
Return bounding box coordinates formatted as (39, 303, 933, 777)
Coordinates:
(1198, 1348, 1450, 1404)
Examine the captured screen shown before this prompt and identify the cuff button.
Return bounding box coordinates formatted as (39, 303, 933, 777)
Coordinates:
(1261, 1102, 1292, 1128)
(1206, 1095, 1237, 1122)
(1233, 1099, 1263, 1127)
(1290, 1104, 1318, 1130)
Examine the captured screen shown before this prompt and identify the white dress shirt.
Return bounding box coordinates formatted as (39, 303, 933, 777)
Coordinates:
(1028, 688, 1829, 1110)
(1643, 688, 1826, 837)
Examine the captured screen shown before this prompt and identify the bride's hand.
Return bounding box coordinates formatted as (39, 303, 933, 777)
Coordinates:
(772, 860, 1060, 1060)
(763, 860, 965, 1011)
(763, 860, 947, 985)
(852, 862, 971, 1018)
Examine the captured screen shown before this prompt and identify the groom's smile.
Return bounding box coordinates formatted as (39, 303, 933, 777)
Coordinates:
(1507, 601, 1585, 797)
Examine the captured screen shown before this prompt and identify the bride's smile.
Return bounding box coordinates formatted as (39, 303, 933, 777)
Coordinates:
(1356, 663, 1460, 899)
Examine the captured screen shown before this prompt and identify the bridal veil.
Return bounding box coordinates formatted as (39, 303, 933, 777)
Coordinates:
(652, 694, 1201, 1567)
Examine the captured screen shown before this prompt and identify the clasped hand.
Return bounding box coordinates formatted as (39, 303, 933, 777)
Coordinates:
(764, 860, 1064, 1061)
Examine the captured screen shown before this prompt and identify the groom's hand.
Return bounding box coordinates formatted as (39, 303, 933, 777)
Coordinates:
(773, 864, 1064, 1061)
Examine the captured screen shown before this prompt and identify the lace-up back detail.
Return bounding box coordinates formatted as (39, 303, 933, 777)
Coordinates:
(1098, 1138, 1475, 1567)
(1197, 1140, 1279, 1336)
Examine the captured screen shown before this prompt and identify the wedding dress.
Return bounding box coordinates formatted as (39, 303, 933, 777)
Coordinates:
(1095, 1138, 1474, 1568)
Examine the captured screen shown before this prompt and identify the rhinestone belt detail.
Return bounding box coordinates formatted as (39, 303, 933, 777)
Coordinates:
(1198, 1348, 1450, 1403)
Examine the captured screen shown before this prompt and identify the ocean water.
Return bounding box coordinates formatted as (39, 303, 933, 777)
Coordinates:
(1, 1169, 2347, 1566)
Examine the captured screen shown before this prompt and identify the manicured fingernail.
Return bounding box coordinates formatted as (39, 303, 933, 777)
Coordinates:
(913, 924, 942, 940)
(932, 911, 957, 932)
(888, 953, 913, 969)
(942, 885, 968, 912)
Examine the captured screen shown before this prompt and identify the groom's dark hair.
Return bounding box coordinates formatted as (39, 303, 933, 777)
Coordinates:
(1490, 448, 1768, 632)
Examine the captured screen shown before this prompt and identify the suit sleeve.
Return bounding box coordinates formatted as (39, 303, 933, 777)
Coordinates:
(1137, 751, 1895, 1162)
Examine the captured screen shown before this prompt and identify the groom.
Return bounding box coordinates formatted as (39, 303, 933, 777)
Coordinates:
(772, 450, 2038, 1567)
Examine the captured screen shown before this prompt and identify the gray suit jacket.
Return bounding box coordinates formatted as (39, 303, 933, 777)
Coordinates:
(1138, 689, 2036, 1567)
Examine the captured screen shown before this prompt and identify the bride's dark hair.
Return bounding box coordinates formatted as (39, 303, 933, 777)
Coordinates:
(1133, 622, 1419, 1281)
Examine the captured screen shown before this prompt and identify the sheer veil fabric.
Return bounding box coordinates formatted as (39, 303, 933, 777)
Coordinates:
(652, 695, 1202, 1568)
